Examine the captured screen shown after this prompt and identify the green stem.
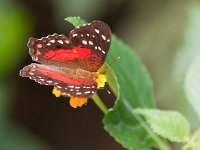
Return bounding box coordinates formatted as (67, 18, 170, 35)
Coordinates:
(92, 94, 109, 114)
(124, 101, 171, 150)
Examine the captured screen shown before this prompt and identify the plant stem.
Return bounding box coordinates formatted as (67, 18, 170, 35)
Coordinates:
(124, 101, 171, 150)
(92, 94, 108, 114)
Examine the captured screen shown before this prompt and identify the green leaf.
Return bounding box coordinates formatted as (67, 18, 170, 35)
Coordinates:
(134, 108, 190, 142)
(103, 36, 167, 150)
(184, 58, 200, 120)
(65, 16, 86, 27)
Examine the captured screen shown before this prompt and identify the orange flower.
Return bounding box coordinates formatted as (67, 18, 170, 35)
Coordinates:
(69, 97, 88, 108)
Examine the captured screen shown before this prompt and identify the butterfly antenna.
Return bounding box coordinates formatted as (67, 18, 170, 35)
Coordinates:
(100, 56, 120, 73)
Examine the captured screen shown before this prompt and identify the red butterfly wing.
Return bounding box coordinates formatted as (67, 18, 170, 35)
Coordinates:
(69, 21, 111, 72)
(28, 34, 73, 62)
(28, 33, 92, 69)
(19, 63, 97, 98)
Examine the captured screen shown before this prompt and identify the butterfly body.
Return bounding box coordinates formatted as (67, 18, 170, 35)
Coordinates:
(19, 21, 111, 98)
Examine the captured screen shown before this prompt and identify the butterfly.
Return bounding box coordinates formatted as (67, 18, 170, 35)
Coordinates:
(19, 21, 111, 98)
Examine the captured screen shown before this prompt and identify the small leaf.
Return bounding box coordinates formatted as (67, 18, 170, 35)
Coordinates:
(184, 58, 200, 120)
(134, 108, 190, 142)
(65, 16, 86, 27)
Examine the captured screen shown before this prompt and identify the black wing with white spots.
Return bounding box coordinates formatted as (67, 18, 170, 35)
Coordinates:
(28, 33, 74, 63)
(69, 21, 112, 72)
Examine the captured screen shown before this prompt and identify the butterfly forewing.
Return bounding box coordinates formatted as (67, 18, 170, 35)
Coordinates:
(69, 21, 111, 72)
(28, 33, 76, 63)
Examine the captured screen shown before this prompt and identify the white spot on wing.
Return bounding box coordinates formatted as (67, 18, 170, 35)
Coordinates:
(58, 40, 63, 44)
(89, 41, 93, 45)
(28, 72, 34, 76)
(50, 39, 55, 43)
(102, 50, 106, 54)
(72, 34, 77, 37)
(107, 39, 110, 42)
(82, 40, 87, 45)
(95, 29, 100, 34)
(98, 47, 101, 50)
(102, 35, 106, 40)
(76, 92, 82, 95)
(65, 40, 69, 43)
(68, 85, 74, 88)
(85, 91, 90, 94)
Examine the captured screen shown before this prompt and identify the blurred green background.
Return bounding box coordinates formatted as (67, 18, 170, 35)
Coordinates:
(0, 0, 200, 150)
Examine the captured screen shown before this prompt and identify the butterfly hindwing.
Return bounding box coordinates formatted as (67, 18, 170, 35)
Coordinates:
(19, 63, 97, 98)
